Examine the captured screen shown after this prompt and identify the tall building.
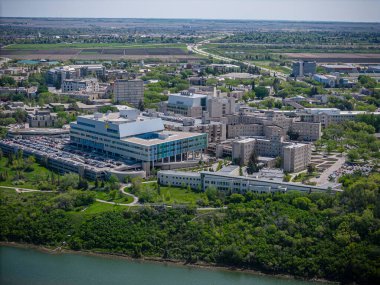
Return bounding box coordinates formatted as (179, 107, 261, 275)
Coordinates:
(292, 61, 316, 77)
(114, 79, 144, 107)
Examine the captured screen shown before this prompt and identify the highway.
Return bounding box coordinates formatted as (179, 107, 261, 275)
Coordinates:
(188, 38, 289, 81)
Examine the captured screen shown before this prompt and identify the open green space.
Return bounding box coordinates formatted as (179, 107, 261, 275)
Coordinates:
(125, 183, 207, 206)
(95, 191, 133, 204)
(0, 156, 53, 190)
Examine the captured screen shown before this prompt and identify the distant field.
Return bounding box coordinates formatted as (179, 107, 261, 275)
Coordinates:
(0, 44, 201, 61)
(4, 43, 187, 50)
(283, 53, 380, 63)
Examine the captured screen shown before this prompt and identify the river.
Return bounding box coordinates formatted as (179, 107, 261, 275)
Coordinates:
(0, 246, 321, 285)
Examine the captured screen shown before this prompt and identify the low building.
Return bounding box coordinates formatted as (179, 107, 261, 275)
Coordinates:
(321, 64, 357, 73)
(157, 170, 337, 194)
(27, 109, 58, 128)
(312, 74, 337, 87)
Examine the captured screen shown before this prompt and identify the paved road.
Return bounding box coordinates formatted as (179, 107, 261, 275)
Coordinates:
(188, 39, 288, 81)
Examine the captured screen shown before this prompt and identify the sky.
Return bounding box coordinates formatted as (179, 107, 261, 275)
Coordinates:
(1, 0, 380, 22)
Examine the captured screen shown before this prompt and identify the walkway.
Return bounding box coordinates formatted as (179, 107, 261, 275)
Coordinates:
(0, 186, 54, 193)
(311, 155, 346, 185)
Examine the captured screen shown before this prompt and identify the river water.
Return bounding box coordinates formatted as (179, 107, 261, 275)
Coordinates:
(0, 246, 321, 285)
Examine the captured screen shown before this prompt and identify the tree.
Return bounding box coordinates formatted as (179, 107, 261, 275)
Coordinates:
(206, 186, 218, 202)
(59, 173, 80, 192)
(307, 164, 316, 175)
(108, 175, 120, 191)
(138, 99, 145, 111)
(254, 86, 269, 99)
(247, 150, 260, 174)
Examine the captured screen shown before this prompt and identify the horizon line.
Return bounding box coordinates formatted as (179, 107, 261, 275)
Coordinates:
(1, 16, 380, 25)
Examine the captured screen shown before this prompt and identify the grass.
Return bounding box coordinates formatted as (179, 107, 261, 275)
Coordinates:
(137, 184, 207, 205)
(5, 43, 188, 50)
(0, 157, 53, 189)
(94, 191, 133, 204)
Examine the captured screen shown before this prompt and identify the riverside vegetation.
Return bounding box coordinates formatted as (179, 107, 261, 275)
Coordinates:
(0, 121, 379, 284)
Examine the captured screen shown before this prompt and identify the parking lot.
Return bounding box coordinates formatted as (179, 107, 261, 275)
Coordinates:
(1, 136, 142, 174)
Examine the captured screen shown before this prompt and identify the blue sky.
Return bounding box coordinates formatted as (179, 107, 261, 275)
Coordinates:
(1, 0, 379, 22)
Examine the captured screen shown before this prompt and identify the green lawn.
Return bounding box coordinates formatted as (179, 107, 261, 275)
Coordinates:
(129, 184, 207, 205)
(95, 191, 133, 204)
(5, 43, 187, 50)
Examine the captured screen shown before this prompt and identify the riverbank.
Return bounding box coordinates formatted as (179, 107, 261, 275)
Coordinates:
(0, 241, 337, 284)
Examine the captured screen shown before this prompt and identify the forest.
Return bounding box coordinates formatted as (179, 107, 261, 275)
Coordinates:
(1, 170, 379, 284)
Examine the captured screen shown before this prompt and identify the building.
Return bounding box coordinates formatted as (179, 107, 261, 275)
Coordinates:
(292, 61, 316, 77)
(283, 143, 312, 172)
(145, 111, 226, 143)
(321, 64, 357, 73)
(47, 64, 105, 85)
(290, 122, 321, 141)
(207, 97, 235, 119)
(27, 109, 58, 128)
(312, 74, 337, 87)
(299, 108, 380, 128)
(157, 170, 336, 194)
(231, 134, 312, 172)
(114, 79, 144, 107)
(62, 78, 99, 93)
(163, 91, 207, 118)
(69, 108, 208, 173)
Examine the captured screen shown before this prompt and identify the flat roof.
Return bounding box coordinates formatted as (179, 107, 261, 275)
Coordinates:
(123, 131, 204, 146)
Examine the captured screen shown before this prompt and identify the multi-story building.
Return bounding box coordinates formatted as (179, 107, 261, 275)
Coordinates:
(207, 97, 235, 119)
(231, 134, 312, 172)
(62, 78, 99, 93)
(47, 64, 105, 85)
(113, 79, 144, 107)
(299, 108, 380, 128)
(292, 61, 316, 77)
(283, 143, 312, 173)
(27, 109, 58, 128)
(157, 170, 335, 194)
(162, 91, 207, 118)
(290, 121, 321, 141)
(69, 108, 208, 173)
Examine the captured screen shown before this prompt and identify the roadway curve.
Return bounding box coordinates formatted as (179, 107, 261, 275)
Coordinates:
(188, 38, 288, 81)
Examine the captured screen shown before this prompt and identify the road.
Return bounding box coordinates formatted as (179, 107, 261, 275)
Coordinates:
(188, 38, 288, 81)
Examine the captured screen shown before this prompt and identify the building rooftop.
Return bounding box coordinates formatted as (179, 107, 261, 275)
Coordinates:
(123, 131, 204, 146)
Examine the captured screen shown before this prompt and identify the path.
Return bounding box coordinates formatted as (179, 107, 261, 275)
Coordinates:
(0, 186, 54, 193)
(311, 155, 346, 185)
(1, 184, 226, 211)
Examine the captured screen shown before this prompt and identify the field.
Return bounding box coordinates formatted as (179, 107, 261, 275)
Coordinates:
(283, 52, 380, 63)
(0, 43, 202, 61)
(202, 43, 380, 64)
